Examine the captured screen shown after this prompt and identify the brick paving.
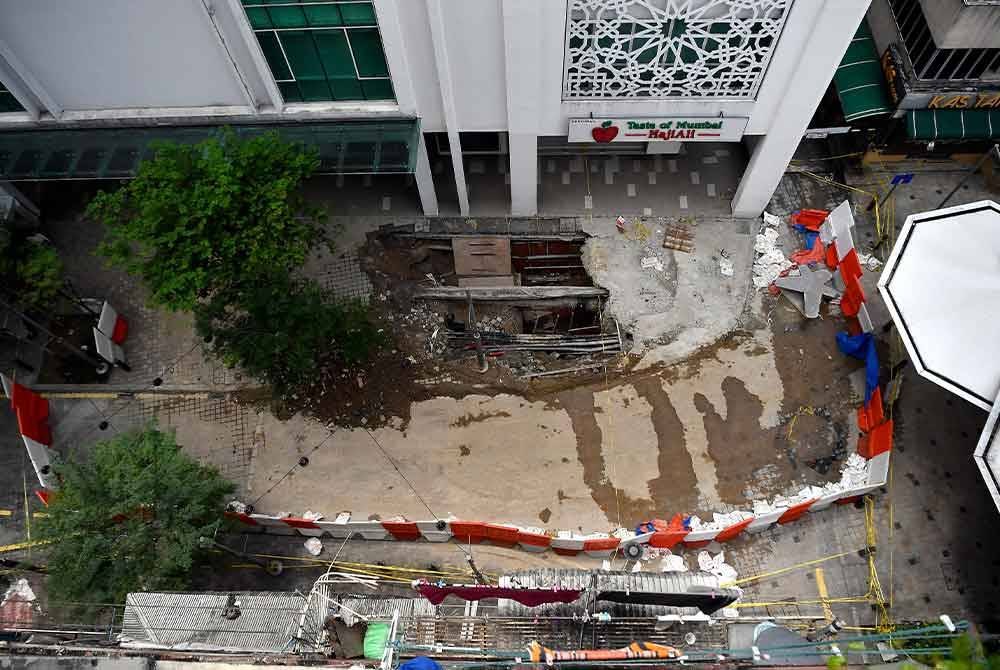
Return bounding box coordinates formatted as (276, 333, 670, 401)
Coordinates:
(42, 201, 245, 391)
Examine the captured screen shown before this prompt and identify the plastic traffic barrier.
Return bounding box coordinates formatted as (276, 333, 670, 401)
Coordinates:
(517, 528, 552, 552)
(746, 506, 787, 534)
(382, 520, 421, 541)
(583, 536, 621, 557)
(715, 517, 754, 543)
(777, 498, 817, 524)
(858, 387, 885, 433)
(550, 531, 587, 556)
(858, 419, 894, 459)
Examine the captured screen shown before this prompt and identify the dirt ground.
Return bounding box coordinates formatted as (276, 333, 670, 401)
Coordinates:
(244, 284, 862, 528)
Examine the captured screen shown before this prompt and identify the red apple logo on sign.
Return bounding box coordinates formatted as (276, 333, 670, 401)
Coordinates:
(591, 120, 619, 143)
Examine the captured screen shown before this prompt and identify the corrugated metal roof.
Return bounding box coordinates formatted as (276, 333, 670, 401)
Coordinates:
(120, 591, 307, 653)
(497, 569, 739, 617)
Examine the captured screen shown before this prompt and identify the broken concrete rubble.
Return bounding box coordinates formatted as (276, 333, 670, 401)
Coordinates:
(752, 226, 793, 288)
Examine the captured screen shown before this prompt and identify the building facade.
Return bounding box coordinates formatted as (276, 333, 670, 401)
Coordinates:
(0, 0, 870, 218)
(867, 0, 1000, 144)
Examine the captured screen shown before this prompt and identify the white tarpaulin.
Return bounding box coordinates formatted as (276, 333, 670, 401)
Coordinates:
(877, 200, 1000, 411)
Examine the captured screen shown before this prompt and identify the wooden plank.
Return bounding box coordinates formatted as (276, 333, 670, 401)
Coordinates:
(452, 237, 512, 276)
(415, 286, 608, 301)
(457, 275, 517, 287)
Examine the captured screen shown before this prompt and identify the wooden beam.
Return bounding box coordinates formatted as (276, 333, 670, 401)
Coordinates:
(415, 286, 608, 301)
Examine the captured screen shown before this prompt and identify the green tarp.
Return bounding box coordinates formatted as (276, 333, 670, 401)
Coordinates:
(0, 120, 420, 180)
(834, 20, 892, 123)
(907, 110, 1000, 140)
(363, 622, 390, 660)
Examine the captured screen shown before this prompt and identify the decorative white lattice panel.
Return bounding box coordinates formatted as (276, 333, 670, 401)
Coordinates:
(563, 0, 792, 99)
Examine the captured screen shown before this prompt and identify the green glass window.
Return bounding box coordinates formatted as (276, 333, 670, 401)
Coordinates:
(241, 0, 394, 103)
(0, 81, 24, 113)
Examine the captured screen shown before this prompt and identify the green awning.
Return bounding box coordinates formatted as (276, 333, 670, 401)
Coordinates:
(907, 110, 1000, 141)
(0, 120, 419, 180)
(833, 20, 892, 123)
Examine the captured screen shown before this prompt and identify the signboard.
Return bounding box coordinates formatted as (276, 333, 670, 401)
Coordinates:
(568, 117, 749, 144)
(927, 92, 1000, 109)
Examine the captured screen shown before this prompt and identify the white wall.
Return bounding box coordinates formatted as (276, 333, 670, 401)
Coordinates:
(444, 0, 507, 131)
(0, 0, 250, 112)
(0, 0, 843, 139)
(395, 0, 830, 140)
(392, 0, 445, 131)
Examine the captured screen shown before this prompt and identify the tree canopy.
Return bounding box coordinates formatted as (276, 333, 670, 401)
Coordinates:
(85, 130, 381, 398)
(86, 131, 326, 312)
(0, 227, 64, 310)
(36, 428, 234, 605)
(196, 274, 381, 396)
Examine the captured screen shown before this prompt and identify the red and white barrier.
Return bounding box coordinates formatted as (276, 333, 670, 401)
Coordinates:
(1, 373, 57, 497)
(516, 527, 552, 553)
(746, 504, 787, 534)
(224, 439, 890, 558)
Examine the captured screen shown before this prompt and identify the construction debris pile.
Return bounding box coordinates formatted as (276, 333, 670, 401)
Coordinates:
(752, 213, 793, 288)
(365, 224, 629, 379)
(439, 329, 622, 356)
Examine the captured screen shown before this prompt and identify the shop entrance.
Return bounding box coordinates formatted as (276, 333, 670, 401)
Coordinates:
(536, 138, 749, 218)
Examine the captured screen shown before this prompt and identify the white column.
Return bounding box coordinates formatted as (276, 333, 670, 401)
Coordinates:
(731, 0, 870, 218)
(374, 0, 416, 116)
(0, 37, 58, 118)
(425, 0, 469, 216)
(508, 133, 537, 216)
(376, 0, 439, 216)
(199, 0, 258, 110)
(502, 0, 541, 216)
(414, 133, 439, 216)
(222, 0, 284, 111)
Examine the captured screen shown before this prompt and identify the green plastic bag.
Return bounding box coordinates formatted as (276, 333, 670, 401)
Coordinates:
(364, 622, 390, 659)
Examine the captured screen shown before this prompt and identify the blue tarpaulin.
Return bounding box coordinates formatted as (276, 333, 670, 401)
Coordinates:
(400, 658, 442, 670)
(792, 224, 820, 250)
(836, 332, 879, 405)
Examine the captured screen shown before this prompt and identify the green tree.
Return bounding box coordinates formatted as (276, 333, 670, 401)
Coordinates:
(0, 228, 64, 309)
(16, 244, 64, 308)
(85, 130, 381, 398)
(936, 635, 1000, 670)
(86, 130, 326, 311)
(36, 428, 234, 606)
(196, 274, 382, 397)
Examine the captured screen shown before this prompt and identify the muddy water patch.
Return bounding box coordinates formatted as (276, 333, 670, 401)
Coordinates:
(632, 377, 701, 515)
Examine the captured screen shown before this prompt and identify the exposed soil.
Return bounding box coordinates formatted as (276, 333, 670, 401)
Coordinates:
(699, 377, 780, 503)
(280, 348, 432, 429)
(451, 410, 512, 428)
(767, 298, 859, 474)
(632, 376, 701, 515)
(556, 386, 657, 524)
(280, 225, 863, 527)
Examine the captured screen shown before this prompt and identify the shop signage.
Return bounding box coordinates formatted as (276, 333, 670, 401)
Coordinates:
(927, 92, 1000, 109)
(568, 117, 748, 143)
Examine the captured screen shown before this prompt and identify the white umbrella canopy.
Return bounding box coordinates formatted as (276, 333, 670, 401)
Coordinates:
(877, 200, 1000, 412)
